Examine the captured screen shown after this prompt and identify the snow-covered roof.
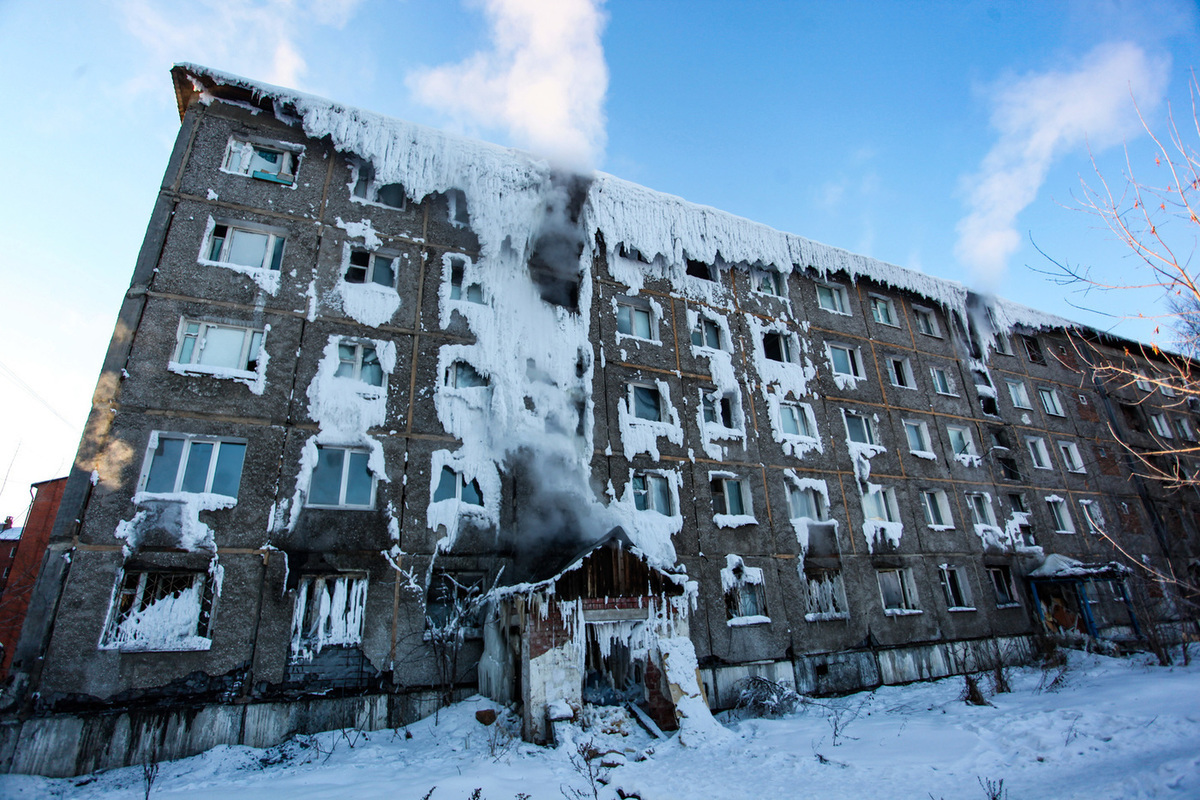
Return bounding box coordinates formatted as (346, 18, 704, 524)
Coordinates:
(171, 63, 1080, 338)
(0, 527, 22, 541)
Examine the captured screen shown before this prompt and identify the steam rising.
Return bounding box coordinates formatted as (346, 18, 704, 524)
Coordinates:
(406, 0, 609, 171)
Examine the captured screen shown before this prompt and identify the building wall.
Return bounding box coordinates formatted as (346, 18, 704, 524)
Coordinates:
(0, 478, 66, 677)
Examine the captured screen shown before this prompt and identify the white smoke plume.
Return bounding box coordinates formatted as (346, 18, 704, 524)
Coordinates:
(954, 42, 1169, 287)
(407, 0, 609, 171)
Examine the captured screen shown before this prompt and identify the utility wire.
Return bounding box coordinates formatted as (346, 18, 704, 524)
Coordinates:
(0, 359, 78, 429)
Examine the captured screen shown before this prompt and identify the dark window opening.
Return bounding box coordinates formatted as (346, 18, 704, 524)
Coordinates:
(1021, 335, 1045, 365)
(686, 259, 713, 280)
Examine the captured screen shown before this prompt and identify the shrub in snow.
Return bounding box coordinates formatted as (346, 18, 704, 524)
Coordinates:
(733, 676, 801, 718)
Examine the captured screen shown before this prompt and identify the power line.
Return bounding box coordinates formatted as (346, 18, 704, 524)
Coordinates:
(0, 359, 78, 430)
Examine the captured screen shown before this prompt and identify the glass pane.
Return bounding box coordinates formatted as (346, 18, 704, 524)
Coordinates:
(705, 323, 720, 349)
(905, 424, 922, 451)
(632, 474, 647, 510)
(344, 452, 373, 506)
(466, 283, 484, 303)
(781, 406, 799, 435)
(361, 348, 383, 386)
(247, 332, 263, 370)
(691, 327, 702, 347)
(739, 585, 762, 616)
(309, 448, 345, 506)
(633, 309, 652, 339)
(180, 442, 214, 493)
(633, 386, 660, 420)
(616, 305, 632, 335)
(831, 348, 851, 374)
(462, 478, 483, 506)
(179, 332, 197, 364)
(879, 572, 904, 608)
(208, 226, 227, 261)
(433, 466, 458, 503)
(145, 437, 184, 493)
(371, 257, 395, 288)
(270, 238, 285, 271)
(226, 229, 269, 268)
(211, 442, 246, 497)
(197, 326, 246, 368)
(846, 416, 868, 444)
(651, 475, 671, 514)
(726, 481, 744, 516)
(335, 344, 356, 379)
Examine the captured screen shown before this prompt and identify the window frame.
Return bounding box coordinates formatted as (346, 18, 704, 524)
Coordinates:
(786, 482, 825, 521)
(445, 359, 488, 389)
(711, 475, 749, 517)
(616, 300, 656, 341)
(432, 465, 484, 507)
(101, 570, 215, 652)
(1021, 335, 1046, 365)
(946, 424, 977, 458)
(930, 366, 956, 396)
(1038, 387, 1064, 416)
(862, 484, 899, 523)
(631, 470, 674, 515)
(886, 355, 915, 388)
(828, 343, 865, 379)
(869, 294, 899, 327)
(920, 489, 952, 528)
(446, 255, 485, 304)
(307, 445, 377, 509)
(1006, 380, 1032, 409)
(877, 568, 920, 613)
(337, 340, 386, 388)
(903, 419, 933, 454)
(222, 136, 300, 185)
(1046, 497, 1076, 533)
(629, 383, 665, 422)
(939, 566, 974, 611)
(762, 330, 797, 363)
(344, 248, 398, 289)
(1026, 436, 1052, 470)
(987, 566, 1020, 607)
(844, 410, 878, 446)
(816, 282, 850, 314)
(691, 315, 725, 350)
(139, 432, 247, 498)
(779, 400, 815, 439)
(965, 492, 996, 526)
(202, 220, 286, 272)
(1057, 441, 1085, 473)
(1149, 412, 1173, 439)
(750, 268, 786, 297)
(912, 306, 940, 337)
(171, 317, 265, 377)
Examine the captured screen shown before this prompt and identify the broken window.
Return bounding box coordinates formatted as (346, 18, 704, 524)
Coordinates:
(204, 222, 285, 271)
(987, 565, 1019, 607)
(345, 249, 396, 288)
(965, 492, 995, 526)
(998, 457, 1022, 481)
(930, 366, 955, 395)
(722, 556, 767, 620)
(141, 433, 246, 498)
(947, 425, 976, 457)
(616, 301, 654, 340)
(291, 574, 368, 659)
(904, 420, 932, 453)
(447, 256, 484, 303)
(877, 568, 919, 612)
(336, 340, 384, 387)
(763, 331, 795, 363)
(939, 566, 973, 610)
(780, 401, 814, 438)
(447, 189, 470, 228)
(1038, 387, 1064, 416)
(844, 411, 877, 445)
(1021, 335, 1045, 365)
(804, 568, 848, 618)
(173, 318, 264, 375)
(887, 356, 914, 388)
(1046, 497, 1075, 533)
(1119, 402, 1146, 432)
(869, 295, 897, 326)
(446, 360, 488, 389)
(828, 344, 864, 378)
(308, 446, 375, 508)
(350, 158, 406, 208)
(632, 471, 672, 514)
(751, 268, 785, 296)
(913, 306, 939, 337)
(691, 316, 724, 349)
(1080, 500, 1107, 535)
(816, 283, 849, 314)
(992, 334, 1013, 355)
(222, 137, 298, 184)
(702, 391, 736, 429)
(920, 490, 951, 527)
(102, 570, 214, 651)
(1026, 436, 1052, 470)
(686, 259, 714, 280)
(711, 476, 747, 516)
(630, 384, 663, 422)
(425, 571, 485, 631)
(433, 466, 483, 506)
(1058, 441, 1085, 473)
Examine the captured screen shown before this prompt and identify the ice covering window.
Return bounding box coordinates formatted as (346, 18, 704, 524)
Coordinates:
(308, 446, 375, 508)
(752, 268, 785, 296)
(862, 486, 899, 523)
(763, 332, 795, 363)
(447, 189, 470, 228)
(877, 568, 919, 612)
(446, 360, 488, 389)
(632, 471, 672, 514)
(616, 301, 654, 340)
(206, 223, 285, 271)
(447, 256, 484, 303)
(345, 249, 396, 288)
(723, 557, 766, 620)
(780, 402, 812, 437)
(291, 574, 367, 659)
(433, 466, 483, 506)
(787, 484, 823, 520)
(173, 319, 263, 374)
(702, 391, 736, 428)
(805, 568, 848, 617)
(223, 138, 298, 185)
(336, 341, 384, 387)
(102, 570, 214, 652)
(142, 433, 246, 498)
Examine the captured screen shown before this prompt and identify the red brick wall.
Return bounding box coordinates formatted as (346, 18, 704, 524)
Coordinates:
(0, 477, 66, 676)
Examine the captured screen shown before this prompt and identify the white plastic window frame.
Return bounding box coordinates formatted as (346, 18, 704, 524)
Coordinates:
(965, 492, 995, 526)
(691, 315, 725, 351)
(815, 282, 850, 315)
(307, 446, 377, 509)
(844, 410, 877, 446)
(862, 485, 899, 522)
(786, 482, 824, 521)
(629, 382, 665, 422)
(912, 305, 940, 337)
(1026, 436, 1052, 470)
(711, 475, 749, 517)
(172, 317, 264, 377)
(903, 419, 932, 454)
(202, 219, 286, 272)
(946, 425, 976, 457)
(827, 343, 865, 378)
(869, 294, 898, 326)
(337, 339, 386, 388)
(221, 136, 301, 185)
(138, 432, 247, 498)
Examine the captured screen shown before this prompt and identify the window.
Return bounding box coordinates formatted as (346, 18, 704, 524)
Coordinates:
(1058, 442, 1085, 473)
(862, 485, 899, 522)
(869, 295, 898, 326)
(1119, 402, 1146, 432)
(965, 492, 995, 526)
(351, 159, 406, 209)
(886, 356, 914, 388)
(1046, 497, 1075, 533)
(630, 384, 664, 421)
(1150, 412, 1173, 438)
(702, 391, 736, 429)
(780, 401, 813, 437)
(930, 367, 955, 395)
(1021, 335, 1045, 365)
(632, 471, 673, 514)
(804, 567, 848, 618)
(447, 189, 470, 227)
(913, 306, 939, 337)
(204, 222, 285, 272)
(446, 360, 487, 388)
(102, 570, 214, 651)
(1134, 373, 1153, 391)
(141, 433, 246, 498)
(763, 331, 795, 362)
(920, 490, 952, 527)
(711, 476, 747, 516)
(691, 316, 724, 349)
(844, 411, 877, 445)
(816, 283, 850, 314)
(751, 268, 785, 296)
(1080, 500, 1107, 535)
(617, 301, 654, 340)
(787, 483, 824, 520)
(904, 420, 932, 454)
(1038, 388, 1064, 416)
(173, 319, 264, 375)
(1161, 383, 1177, 398)
(345, 249, 396, 288)
(992, 334, 1013, 355)
(998, 457, 1022, 481)
(309, 446, 375, 508)
(939, 566, 973, 610)
(726, 579, 767, 620)
(222, 137, 298, 184)
(447, 256, 484, 303)
(1026, 437, 1052, 469)
(1006, 380, 1032, 409)
(337, 341, 384, 387)
(1176, 417, 1195, 440)
(686, 259, 714, 281)
(877, 568, 919, 612)
(947, 425, 976, 457)
(828, 344, 865, 378)
(987, 566, 1019, 607)
(291, 574, 368, 658)
(425, 571, 485, 631)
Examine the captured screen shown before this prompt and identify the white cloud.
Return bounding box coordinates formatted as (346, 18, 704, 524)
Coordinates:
(406, 0, 609, 170)
(955, 42, 1169, 286)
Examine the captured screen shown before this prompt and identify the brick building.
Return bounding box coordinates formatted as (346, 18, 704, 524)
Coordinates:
(3, 64, 1197, 775)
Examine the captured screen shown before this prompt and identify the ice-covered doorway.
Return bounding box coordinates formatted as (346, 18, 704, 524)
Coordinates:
(583, 621, 645, 705)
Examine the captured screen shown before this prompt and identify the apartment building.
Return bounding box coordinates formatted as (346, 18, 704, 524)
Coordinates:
(3, 64, 1196, 775)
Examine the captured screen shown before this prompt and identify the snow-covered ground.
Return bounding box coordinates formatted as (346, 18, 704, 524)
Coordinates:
(5, 650, 1200, 799)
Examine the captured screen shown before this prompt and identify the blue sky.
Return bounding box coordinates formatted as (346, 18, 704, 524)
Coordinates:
(1, 0, 1198, 522)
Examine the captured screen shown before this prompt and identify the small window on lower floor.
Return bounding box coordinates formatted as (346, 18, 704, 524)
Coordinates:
(102, 570, 214, 652)
(1046, 497, 1075, 533)
(291, 574, 368, 660)
(722, 555, 767, 622)
(987, 565, 1019, 607)
(939, 566, 974, 610)
(877, 568, 920, 613)
(425, 571, 485, 632)
(804, 567, 848, 619)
